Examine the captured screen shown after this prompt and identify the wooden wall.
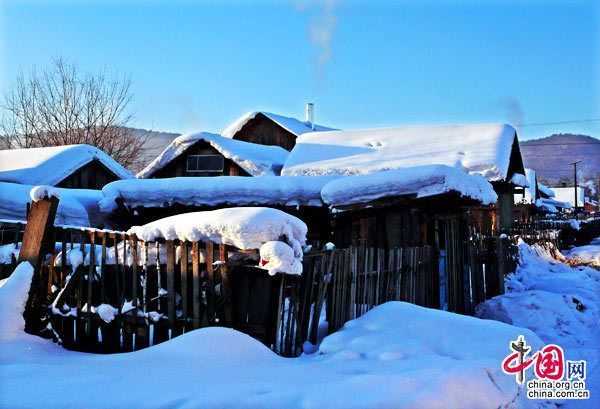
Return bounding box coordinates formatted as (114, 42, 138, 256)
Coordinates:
(57, 160, 121, 190)
(148, 140, 250, 178)
(230, 113, 298, 151)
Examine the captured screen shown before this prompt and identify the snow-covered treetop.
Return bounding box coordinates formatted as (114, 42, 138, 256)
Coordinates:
(137, 132, 290, 178)
(0, 144, 133, 186)
(128, 206, 307, 256)
(222, 111, 337, 138)
(321, 164, 498, 207)
(282, 123, 525, 184)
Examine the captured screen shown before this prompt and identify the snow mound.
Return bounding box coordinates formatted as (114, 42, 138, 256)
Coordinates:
(0, 182, 102, 227)
(128, 208, 307, 275)
(29, 185, 59, 202)
(0, 266, 545, 409)
(259, 241, 302, 276)
(565, 244, 600, 267)
(0, 261, 33, 341)
(282, 123, 523, 183)
(477, 240, 600, 369)
(137, 131, 289, 178)
(321, 164, 497, 207)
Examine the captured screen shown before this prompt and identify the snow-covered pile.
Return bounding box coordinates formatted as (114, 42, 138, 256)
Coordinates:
(564, 241, 600, 267)
(0, 182, 102, 226)
(222, 111, 336, 138)
(477, 241, 600, 383)
(321, 164, 497, 207)
(128, 207, 307, 275)
(99, 175, 341, 211)
(137, 131, 289, 178)
(282, 123, 525, 184)
(0, 243, 18, 265)
(29, 185, 59, 202)
(0, 264, 545, 408)
(0, 144, 132, 185)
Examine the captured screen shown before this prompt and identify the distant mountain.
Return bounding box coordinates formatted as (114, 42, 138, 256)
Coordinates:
(127, 127, 180, 173)
(520, 134, 600, 187)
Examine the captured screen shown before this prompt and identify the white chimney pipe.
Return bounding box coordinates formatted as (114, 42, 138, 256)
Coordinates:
(306, 103, 315, 130)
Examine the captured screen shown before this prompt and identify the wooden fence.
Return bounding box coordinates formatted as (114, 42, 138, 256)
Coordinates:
(15, 198, 519, 357)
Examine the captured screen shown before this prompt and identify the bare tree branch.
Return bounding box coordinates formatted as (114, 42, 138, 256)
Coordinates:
(0, 57, 149, 170)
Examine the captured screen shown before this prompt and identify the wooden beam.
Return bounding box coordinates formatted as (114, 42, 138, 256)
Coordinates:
(19, 196, 59, 333)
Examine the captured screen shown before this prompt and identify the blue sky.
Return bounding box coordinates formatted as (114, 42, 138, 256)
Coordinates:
(1, 0, 598, 140)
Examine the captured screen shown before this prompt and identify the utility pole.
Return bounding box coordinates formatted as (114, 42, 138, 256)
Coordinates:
(570, 160, 581, 213)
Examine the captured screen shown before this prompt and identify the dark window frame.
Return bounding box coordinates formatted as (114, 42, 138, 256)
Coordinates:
(186, 154, 225, 173)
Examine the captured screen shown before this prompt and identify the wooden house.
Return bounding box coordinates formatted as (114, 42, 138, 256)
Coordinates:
(137, 132, 289, 178)
(99, 175, 336, 245)
(282, 123, 528, 231)
(0, 144, 132, 190)
(222, 106, 336, 151)
(513, 168, 560, 220)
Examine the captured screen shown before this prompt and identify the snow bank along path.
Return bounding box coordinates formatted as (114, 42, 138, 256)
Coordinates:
(477, 240, 600, 408)
(1, 262, 544, 408)
(128, 207, 307, 275)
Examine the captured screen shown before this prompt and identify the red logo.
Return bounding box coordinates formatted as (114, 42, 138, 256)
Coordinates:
(502, 336, 565, 384)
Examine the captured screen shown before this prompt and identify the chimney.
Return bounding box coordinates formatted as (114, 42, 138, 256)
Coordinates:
(306, 103, 315, 130)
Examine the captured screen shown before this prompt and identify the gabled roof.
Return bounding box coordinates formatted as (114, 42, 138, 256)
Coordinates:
(222, 111, 337, 138)
(137, 132, 290, 178)
(0, 144, 133, 186)
(282, 123, 526, 184)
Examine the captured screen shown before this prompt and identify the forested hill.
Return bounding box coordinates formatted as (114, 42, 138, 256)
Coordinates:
(520, 133, 600, 185)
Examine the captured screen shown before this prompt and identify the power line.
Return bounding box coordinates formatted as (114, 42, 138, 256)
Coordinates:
(516, 118, 600, 127)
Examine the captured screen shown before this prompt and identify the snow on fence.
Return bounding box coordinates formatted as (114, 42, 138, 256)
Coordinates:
(16, 197, 521, 357)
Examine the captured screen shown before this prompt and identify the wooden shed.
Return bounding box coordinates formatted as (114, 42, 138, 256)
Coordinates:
(0, 144, 132, 190)
(137, 132, 289, 179)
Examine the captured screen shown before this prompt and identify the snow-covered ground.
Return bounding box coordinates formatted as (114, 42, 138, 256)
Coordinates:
(1, 261, 545, 409)
(477, 240, 600, 408)
(1, 237, 598, 408)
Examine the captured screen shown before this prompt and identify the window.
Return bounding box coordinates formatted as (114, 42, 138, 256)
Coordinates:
(186, 154, 225, 172)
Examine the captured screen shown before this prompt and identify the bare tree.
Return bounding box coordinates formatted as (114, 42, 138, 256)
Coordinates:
(1, 57, 149, 170)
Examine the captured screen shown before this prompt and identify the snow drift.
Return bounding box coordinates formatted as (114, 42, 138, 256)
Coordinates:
(0, 263, 544, 408)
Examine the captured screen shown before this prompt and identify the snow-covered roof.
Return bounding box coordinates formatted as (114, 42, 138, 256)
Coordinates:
(282, 123, 525, 184)
(537, 183, 555, 198)
(552, 187, 585, 208)
(536, 197, 571, 211)
(321, 165, 497, 208)
(100, 175, 341, 211)
(222, 111, 337, 138)
(102, 165, 496, 212)
(137, 132, 289, 178)
(0, 182, 102, 227)
(0, 144, 133, 186)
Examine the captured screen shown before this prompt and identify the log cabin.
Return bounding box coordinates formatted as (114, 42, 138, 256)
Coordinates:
(0, 144, 132, 189)
(136, 132, 289, 178)
(282, 123, 528, 232)
(222, 105, 336, 151)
